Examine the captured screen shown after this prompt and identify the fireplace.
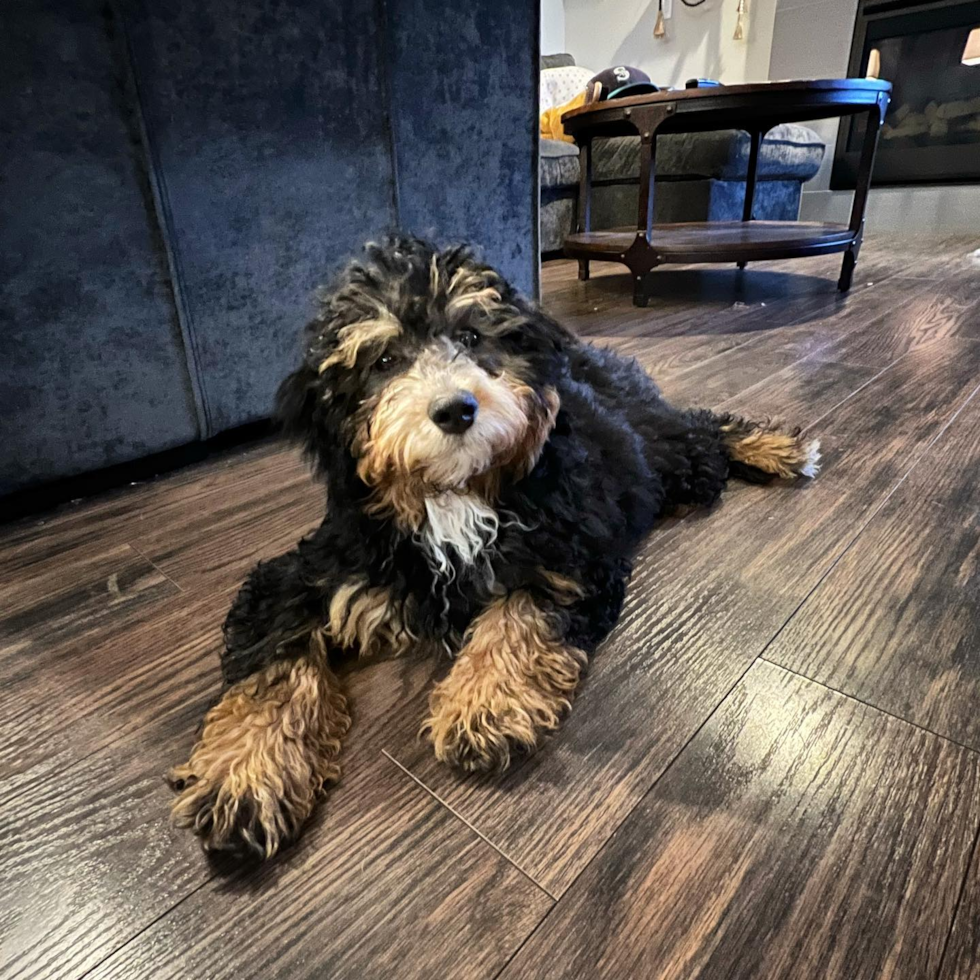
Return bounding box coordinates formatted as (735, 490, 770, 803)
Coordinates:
(832, 0, 980, 187)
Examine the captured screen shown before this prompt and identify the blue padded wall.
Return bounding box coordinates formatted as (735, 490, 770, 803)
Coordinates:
(0, 1, 200, 496)
(122, 0, 398, 436)
(385, 0, 539, 296)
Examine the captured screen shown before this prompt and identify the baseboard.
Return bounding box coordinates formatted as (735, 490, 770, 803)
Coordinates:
(1, 420, 278, 526)
(801, 185, 980, 234)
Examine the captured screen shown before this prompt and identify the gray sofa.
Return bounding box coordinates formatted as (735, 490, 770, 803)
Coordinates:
(540, 55, 827, 253)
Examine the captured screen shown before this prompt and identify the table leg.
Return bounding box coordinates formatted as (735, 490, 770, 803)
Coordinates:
(839, 249, 857, 292)
(636, 131, 657, 238)
(839, 97, 886, 292)
(737, 128, 762, 270)
(628, 105, 672, 307)
(625, 237, 659, 309)
(633, 135, 657, 306)
(575, 137, 593, 280)
(742, 128, 762, 221)
(633, 274, 648, 308)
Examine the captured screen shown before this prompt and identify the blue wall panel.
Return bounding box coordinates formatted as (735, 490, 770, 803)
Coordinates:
(0, 0, 200, 496)
(385, 0, 539, 296)
(123, 0, 398, 435)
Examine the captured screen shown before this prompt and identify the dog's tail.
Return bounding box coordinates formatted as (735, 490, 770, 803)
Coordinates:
(717, 414, 821, 482)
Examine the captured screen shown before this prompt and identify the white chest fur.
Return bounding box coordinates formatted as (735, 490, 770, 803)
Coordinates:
(421, 492, 499, 577)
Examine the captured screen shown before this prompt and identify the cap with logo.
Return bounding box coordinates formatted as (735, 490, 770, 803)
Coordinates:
(587, 65, 659, 102)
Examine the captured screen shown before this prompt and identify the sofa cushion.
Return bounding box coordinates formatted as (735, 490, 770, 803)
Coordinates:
(591, 178, 804, 228)
(540, 137, 580, 189)
(540, 196, 575, 252)
(593, 124, 825, 183)
(541, 53, 576, 70)
(540, 65, 595, 111)
(541, 125, 825, 192)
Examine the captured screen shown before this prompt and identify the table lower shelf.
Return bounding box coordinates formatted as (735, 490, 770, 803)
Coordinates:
(564, 221, 856, 265)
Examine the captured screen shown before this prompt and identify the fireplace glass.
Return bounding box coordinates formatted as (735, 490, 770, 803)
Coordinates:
(832, 0, 980, 187)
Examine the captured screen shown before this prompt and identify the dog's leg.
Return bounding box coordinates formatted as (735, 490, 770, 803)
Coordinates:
(168, 633, 350, 859)
(170, 543, 366, 858)
(718, 414, 821, 480)
(422, 591, 587, 772)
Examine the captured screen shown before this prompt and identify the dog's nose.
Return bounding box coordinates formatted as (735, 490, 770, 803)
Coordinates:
(429, 392, 478, 435)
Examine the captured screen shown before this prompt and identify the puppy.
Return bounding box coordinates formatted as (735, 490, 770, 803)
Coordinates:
(168, 234, 819, 858)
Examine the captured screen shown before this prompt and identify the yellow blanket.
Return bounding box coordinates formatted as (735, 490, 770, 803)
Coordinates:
(540, 91, 587, 143)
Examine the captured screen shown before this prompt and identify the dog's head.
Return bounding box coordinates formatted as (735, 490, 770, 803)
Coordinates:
(278, 235, 568, 528)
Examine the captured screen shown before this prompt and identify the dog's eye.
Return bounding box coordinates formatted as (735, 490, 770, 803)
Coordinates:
(374, 352, 397, 372)
(455, 328, 480, 350)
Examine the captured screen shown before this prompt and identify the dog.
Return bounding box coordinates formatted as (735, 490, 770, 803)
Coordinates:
(167, 234, 819, 859)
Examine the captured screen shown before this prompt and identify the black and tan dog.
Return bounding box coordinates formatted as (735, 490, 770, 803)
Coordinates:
(168, 234, 819, 858)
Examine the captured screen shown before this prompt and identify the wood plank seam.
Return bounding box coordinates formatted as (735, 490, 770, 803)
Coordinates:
(629, 279, 939, 419)
(715, 356, 895, 433)
(493, 659, 980, 979)
(808, 321, 980, 373)
(490, 654, 980, 980)
(125, 541, 186, 593)
(701, 303, 980, 452)
(491, 897, 563, 980)
(76, 875, 217, 980)
(381, 749, 558, 902)
(936, 819, 980, 980)
(748, 368, 980, 697)
(760, 658, 980, 760)
(729, 664, 980, 980)
(740, 375, 980, 978)
(41, 751, 553, 980)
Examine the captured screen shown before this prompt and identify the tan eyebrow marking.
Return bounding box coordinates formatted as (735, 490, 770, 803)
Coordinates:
(430, 254, 441, 295)
(446, 267, 503, 315)
(318, 315, 401, 373)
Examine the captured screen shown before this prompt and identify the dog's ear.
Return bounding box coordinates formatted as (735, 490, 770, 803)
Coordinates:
(276, 354, 359, 500)
(510, 303, 574, 356)
(275, 361, 320, 448)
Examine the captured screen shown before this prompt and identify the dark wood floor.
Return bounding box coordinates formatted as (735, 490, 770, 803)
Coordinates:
(4, 236, 980, 980)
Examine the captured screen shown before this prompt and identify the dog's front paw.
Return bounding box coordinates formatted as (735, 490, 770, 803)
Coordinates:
(167, 762, 265, 856)
(167, 755, 329, 859)
(167, 654, 350, 859)
(422, 672, 571, 774)
(423, 594, 587, 774)
(422, 704, 529, 773)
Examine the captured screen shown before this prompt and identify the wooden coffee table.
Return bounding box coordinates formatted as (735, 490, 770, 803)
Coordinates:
(561, 78, 892, 306)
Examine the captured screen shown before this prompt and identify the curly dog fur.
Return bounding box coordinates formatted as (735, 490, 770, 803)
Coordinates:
(169, 233, 820, 857)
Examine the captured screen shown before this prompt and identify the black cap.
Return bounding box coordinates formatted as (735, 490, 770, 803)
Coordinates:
(588, 66, 659, 102)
